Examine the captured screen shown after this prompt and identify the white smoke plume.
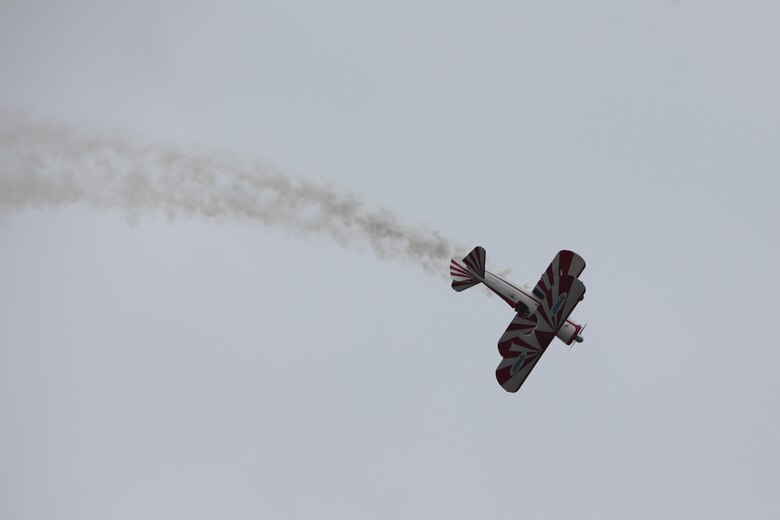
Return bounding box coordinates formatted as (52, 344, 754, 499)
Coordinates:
(0, 113, 468, 275)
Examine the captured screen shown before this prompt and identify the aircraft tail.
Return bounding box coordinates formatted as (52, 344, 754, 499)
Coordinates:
(450, 246, 486, 292)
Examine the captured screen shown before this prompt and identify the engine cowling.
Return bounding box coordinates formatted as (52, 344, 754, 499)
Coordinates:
(556, 320, 583, 345)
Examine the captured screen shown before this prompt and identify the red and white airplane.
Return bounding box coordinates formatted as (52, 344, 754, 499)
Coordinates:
(450, 247, 587, 393)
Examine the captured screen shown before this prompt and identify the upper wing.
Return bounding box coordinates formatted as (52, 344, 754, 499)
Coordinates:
(496, 268, 586, 393)
(531, 250, 586, 299)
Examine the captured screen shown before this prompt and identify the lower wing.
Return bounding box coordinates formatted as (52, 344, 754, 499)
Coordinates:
(496, 273, 586, 392)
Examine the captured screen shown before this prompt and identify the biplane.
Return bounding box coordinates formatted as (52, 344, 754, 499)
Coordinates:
(450, 247, 587, 392)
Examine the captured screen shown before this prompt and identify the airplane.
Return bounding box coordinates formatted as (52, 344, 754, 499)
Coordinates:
(450, 247, 587, 393)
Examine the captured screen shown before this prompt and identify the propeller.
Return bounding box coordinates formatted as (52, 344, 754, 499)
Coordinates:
(568, 322, 587, 351)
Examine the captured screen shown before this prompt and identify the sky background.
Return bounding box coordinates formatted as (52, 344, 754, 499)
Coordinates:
(1, 1, 779, 518)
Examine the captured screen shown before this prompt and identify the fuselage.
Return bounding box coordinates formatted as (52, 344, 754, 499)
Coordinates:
(482, 270, 583, 345)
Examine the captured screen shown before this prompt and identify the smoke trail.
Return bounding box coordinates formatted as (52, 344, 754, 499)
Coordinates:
(0, 113, 465, 274)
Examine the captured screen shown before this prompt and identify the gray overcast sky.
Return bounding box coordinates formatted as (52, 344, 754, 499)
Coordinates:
(1, 1, 779, 518)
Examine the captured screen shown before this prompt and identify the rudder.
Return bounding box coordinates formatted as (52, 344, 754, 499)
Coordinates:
(462, 246, 486, 278)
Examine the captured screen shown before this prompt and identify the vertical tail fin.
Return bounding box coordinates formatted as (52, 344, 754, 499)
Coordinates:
(449, 246, 486, 292)
(462, 246, 486, 278)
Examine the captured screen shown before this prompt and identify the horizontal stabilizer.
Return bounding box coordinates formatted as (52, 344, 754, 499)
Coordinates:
(450, 258, 480, 292)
